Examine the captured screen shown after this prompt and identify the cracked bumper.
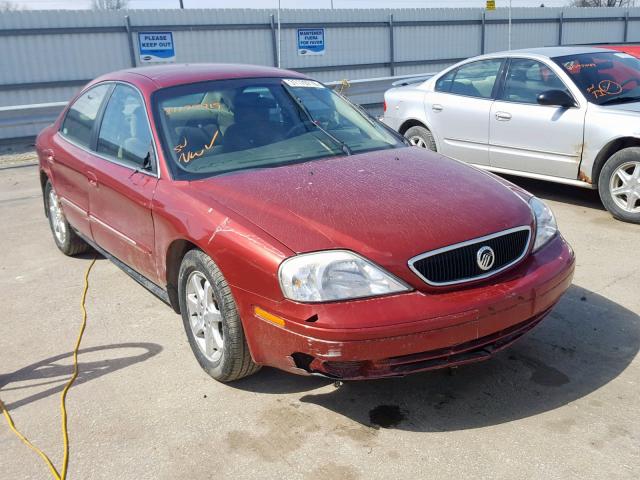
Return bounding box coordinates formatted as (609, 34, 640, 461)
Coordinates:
(237, 234, 575, 380)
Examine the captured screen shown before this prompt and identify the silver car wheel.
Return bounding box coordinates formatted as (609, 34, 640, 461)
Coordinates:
(610, 161, 640, 213)
(48, 188, 67, 244)
(408, 135, 428, 148)
(185, 271, 224, 362)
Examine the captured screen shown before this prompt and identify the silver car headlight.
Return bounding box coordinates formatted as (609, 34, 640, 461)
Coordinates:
(529, 197, 558, 252)
(279, 250, 410, 302)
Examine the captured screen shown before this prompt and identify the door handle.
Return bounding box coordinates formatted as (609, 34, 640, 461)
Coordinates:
(432, 104, 443, 112)
(87, 171, 98, 188)
(495, 111, 512, 121)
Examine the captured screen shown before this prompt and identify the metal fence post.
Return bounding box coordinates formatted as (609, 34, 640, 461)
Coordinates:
(624, 9, 630, 43)
(389, 14, 395, 76)
(558, 11, 564, 46)
(270, 14, 279, 67)
(124, 15, 137, 68)
(481, 11, 486, 55)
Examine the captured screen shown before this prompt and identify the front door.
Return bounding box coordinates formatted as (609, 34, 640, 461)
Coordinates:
(489, 58, 586, 179)
(88, 83, 159, 282)
(427, 58, 504, 166)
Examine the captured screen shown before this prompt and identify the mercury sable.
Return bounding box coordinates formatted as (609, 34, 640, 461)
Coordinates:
(36, 64, 575, 381)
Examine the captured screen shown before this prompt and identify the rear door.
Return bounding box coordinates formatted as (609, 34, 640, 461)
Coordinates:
(427, 58, 504, 166)
(51, 83, 112, 238)
(89, 83, 159, 282)
(489, 57, 586, 179)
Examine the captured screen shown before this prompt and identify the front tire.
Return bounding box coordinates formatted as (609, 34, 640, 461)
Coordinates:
(178, 249, 260, 382)
(598, 148, 640, 224)
(404, 125, 437, 152)
(44, 180, 90, 256)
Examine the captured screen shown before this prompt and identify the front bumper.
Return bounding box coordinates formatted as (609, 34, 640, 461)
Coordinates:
(235, 234, 575, 380)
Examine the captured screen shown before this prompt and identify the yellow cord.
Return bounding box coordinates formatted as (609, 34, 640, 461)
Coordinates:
(0, 257, 97, 480)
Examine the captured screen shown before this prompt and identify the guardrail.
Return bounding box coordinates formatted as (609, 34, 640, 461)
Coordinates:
(0, 102, 67, 143)
(0, 73, 435, 142)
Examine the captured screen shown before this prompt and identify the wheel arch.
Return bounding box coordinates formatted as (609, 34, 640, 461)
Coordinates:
(592, 137, 640, 185)
(398, 118, 428, 135)
(40, 169, 50, 217)
(165, 238, 200, 314)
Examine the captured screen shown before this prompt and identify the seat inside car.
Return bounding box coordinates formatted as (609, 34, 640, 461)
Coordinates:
(223, 92, 281, 152)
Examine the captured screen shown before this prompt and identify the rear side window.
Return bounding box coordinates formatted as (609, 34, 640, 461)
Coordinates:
(435, 69, 455, 93)
(97, 84, 154, 169)
(438, 59, 503, 99)
(61, 84, 110, 148)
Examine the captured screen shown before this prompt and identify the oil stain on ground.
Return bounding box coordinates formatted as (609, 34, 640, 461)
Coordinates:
(369, 404, 407, 428)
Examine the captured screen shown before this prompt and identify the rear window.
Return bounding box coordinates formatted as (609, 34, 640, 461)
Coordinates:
(61, 84, 111, 148)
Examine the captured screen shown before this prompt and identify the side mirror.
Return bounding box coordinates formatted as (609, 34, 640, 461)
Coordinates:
(537, 89, 576, 108)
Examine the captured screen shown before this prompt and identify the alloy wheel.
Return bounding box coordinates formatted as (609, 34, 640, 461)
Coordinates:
(610, 161, 640, 213)
(185, 271, 224, 362)
(408, 135, 428, 148)
(48, 188, 67, 244)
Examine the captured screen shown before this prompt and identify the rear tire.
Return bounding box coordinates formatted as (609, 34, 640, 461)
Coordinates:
(44, 180, 90, 256)
(404, 125, 437, 152)
(598, 147, 640, 224)
(178, 249, 260, 382)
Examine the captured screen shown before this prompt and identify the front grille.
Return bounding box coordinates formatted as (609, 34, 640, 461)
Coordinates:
(409, 227, 531, 286)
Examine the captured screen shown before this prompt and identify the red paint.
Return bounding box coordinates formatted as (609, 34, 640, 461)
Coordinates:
(37, 64, 575, 380)
(605, 45, 640, 58)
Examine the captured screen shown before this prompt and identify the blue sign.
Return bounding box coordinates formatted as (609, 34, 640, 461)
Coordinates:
(297, 28, 325, 56)
(138, 31, 175, 63)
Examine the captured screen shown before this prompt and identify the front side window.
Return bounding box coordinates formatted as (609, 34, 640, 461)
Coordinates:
(152, 77, 404, 180)
(442, 59, 503, 99)
(501, 58, 568, 104)
(97, 84, 154, 170)
(554, 51, 640, 105)
(60, 84, 110, 147)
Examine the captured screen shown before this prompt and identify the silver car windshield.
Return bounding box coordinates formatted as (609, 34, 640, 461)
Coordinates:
(152, 77, 404, 179)
(553, 51, 640, 106)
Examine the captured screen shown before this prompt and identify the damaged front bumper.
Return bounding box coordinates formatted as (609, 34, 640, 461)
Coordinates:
(236, 234, 575, 380)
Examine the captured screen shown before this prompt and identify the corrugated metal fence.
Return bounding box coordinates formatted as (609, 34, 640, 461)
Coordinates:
(1, 6, 639, 140)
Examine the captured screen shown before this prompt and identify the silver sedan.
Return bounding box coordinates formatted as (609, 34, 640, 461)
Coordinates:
(383, 46, 640, 224)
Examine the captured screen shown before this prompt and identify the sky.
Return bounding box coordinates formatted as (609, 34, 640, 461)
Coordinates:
(13, 0, 572, 10)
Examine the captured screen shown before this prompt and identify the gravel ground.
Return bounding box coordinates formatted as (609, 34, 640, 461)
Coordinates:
(0, 164, 638, 480)
(0, 142, 38, 169)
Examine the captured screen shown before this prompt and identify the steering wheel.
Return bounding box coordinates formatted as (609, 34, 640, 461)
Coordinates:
(284, 123, 308, 138)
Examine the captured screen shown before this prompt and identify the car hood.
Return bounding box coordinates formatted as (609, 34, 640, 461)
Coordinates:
(188, 147, 533, 286)
(598, 101, 640, 115)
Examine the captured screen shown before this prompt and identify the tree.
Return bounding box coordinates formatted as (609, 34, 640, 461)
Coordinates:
(0, 1, 23, 11)
(571, 0, 634, 6)
(92, 0, 129, 9)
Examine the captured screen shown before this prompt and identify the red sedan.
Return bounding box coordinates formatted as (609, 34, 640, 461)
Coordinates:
(36, 64, 575, 382)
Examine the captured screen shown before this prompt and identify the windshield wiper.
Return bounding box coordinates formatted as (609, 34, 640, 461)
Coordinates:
(599, 95, 640, 106)
(281, 83, 352, 156)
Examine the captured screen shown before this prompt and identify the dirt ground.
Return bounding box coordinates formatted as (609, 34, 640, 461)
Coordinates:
(0, 159, 638, 480)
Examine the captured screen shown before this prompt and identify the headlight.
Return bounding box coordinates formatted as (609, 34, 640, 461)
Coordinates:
(279, 250, 410, 302)
(529, 197, 557, 252)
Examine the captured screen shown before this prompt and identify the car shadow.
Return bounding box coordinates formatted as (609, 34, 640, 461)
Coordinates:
(500, 174, 606, 211)
(0, 343, 162, 411)
(232, 285, 639, 431)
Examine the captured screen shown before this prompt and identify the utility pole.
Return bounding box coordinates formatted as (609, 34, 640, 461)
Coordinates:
(179, 0, 184, 8)
(277, 0, 281, 68)
(508, 0, 512, 50)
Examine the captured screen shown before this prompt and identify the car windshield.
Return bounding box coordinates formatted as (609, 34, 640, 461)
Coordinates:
(152, 77, 404, 179)
(553, 51, 640, 106)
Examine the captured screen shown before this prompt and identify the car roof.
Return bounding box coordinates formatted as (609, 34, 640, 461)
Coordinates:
(477, 45, 615, 61)
(96, 63, 308, 89)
